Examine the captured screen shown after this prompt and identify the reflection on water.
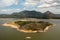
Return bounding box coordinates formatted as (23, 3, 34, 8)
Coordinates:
(0, 18, 60, 40)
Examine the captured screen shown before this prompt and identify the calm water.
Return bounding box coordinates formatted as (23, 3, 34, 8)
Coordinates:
(0, 18, 60, 40)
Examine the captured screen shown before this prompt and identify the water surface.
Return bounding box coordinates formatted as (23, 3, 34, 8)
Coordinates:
(0, 18, 60, 40)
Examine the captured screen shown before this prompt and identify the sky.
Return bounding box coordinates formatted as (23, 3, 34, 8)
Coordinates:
(0, 0, 60, 14)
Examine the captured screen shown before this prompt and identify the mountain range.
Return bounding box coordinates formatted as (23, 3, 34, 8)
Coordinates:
(0, 10, 60, 19)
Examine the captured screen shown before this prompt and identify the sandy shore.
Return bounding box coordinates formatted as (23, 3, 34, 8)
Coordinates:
(3, 23, 19, 29)
(3, 22, 55, 33)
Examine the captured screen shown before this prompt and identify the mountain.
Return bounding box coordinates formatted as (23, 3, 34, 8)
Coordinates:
(54, 14, 60, 19)
(11, 10, 43, 18)
(55, 14, 60, 17)
(42, 11, 55, 19)
(0, 10, 59, 19)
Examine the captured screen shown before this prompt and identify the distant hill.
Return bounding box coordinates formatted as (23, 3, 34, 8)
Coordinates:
(42, 11, 55, 19)
(0, 10, 60, 19)
(55, 14, 60, 17)
(54, 14, 60, 19)
(11, 10, 43, 18)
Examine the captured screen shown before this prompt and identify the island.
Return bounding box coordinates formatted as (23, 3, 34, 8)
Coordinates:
(3, 20, 54, 33)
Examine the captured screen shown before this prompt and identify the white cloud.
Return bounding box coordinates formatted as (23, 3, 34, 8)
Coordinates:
(1, 10, 9, 11)
(44, 0, 54, 3)
(38, 4, 51, 8)
(24, 0, 40, 10)
(52, 2, 58, 6)
(0, 0, 60, 14)
(0, 9, 21, 14)
(1, 9, 20, 12)
(24, 0, 60, 9)
(24, 0, 38, 6)
(22, 0, 60, 14)
(39, 0, 60, 8)
(24, 0, 41, 6)
(25, 0, 40, 3)
(38, 2, 58, 8)
(0, 0, 18, 7)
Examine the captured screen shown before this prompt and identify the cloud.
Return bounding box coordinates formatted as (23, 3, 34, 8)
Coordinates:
(24, 0, 40, 10)
(38, 4, 51, 8)
(38, 2, 58, 8)
(24, 0, 38, 7)
(24, 0, 41, 5)
(0, 9, 21, 14)
(1, 10, 9, 11)
(1, 9, 21, 12)
(0, 0, 18, 7)
(0, 0, 60, 14)
(24, 0, 60, 9)
(25, 0, 40, 3)
(44, 0, 54, 3)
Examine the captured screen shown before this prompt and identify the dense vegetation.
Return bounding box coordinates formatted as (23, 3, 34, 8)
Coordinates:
(15, 21, 52, 31)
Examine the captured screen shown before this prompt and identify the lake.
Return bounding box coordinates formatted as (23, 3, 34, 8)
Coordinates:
(0, 18, 60, 40)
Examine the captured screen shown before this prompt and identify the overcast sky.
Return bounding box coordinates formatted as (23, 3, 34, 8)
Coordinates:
(0, 0, 60, 14)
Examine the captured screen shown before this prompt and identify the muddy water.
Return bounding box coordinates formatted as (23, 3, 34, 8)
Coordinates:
(0, 18, 60, 40)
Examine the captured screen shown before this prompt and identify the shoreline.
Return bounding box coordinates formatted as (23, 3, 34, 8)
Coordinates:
(3, 21, 55, 33)
(3, 22, 19, 29)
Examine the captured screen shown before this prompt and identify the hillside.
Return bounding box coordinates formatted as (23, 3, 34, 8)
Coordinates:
(11, 10, 43, 18)
(0, 10, 59, 19)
